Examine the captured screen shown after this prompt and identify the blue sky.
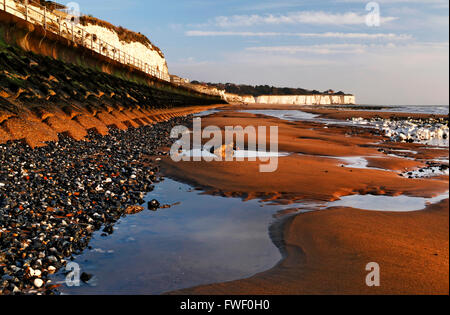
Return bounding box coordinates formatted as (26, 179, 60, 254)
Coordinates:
(73, 0, 449, 105)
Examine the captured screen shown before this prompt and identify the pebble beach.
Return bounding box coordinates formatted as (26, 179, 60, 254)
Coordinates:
(0, 116, 190, 294)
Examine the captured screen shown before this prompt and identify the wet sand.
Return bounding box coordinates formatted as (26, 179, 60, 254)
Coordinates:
(161, 111, 448, 202)
(162, 106, 449, 295)
(171, 199, 448, 295)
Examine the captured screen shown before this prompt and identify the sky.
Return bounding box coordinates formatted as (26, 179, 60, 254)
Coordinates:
(72, 0, 449, 105)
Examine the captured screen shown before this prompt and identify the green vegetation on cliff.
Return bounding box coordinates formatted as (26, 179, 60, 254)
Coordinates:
(192, 81, 348, 97)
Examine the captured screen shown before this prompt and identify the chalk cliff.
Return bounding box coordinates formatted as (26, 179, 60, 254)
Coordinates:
(79, 16, 169, 75)
(255, 95, 356, 105)
(3, 0, 168, 75)
(173, 81, 356, 105)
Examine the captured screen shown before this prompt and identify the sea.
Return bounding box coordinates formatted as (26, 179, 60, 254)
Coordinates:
(339, 105, 449, 115)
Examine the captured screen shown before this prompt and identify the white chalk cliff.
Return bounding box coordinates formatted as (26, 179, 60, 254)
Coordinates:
(81, 23, 169, 75)
(254, 95, 356, 105)
(4, 0, 169, 75)
(178, 82, 356, 105)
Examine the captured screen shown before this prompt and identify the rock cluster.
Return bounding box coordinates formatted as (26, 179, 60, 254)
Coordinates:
(351, 117, 449, 145)
(0, 116, 190, 295)
(400, 161, 449, 179)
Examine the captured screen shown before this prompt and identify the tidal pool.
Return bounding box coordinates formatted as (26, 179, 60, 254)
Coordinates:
(51, 178, 448, 294)
(329, 192, 449, 212)
(238, 109, 318, 121)
(52, 179, 285, 295)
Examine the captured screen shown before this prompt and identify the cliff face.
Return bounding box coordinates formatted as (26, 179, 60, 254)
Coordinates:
(213, 93, 356, 105)
(80, 22, 169, 75)
(3, 0, 169, 75)
(255, 95, 356, 105)
(171, 82, 356, 105)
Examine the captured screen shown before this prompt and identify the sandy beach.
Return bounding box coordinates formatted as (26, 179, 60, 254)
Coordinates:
(171, 199, 448, 295)
(1, 0, 449, 300)
(161, 105, 449, 295)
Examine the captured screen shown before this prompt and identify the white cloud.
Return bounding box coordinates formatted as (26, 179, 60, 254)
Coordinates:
(186, 31, 413, 40)
(246, 44, 369, 55)
(202, 11, 398, 27)
(245, 41, 448, 56)
(337, 0, 447, 3)
(169, 41, 449, 105)
(337, 0, 449, 9)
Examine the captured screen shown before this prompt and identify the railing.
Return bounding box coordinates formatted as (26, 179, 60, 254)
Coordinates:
(1, 0, 170, 82)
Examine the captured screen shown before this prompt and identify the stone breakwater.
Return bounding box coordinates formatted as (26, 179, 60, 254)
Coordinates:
(351, 116, 449, 145)
(0, 44, 223, 147)
(0, 116, 191, 295)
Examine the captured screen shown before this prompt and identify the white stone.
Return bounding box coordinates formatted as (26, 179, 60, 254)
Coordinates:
(34, 278, 44, 288)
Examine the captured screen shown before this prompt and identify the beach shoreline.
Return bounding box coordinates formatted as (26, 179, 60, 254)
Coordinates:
(169, 199, 448, 295)
(162, 105, 449, 295)
(0, 103, 448, 295)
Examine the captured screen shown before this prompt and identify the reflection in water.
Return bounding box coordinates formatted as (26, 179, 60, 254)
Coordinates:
(51, 178, 448, 294)
(193, 109, 223, 117)
(239, 110, 318, 121)
(330, 192, 449, 212)
(52, 179, 285, 295)
(175, 149, 289, 159)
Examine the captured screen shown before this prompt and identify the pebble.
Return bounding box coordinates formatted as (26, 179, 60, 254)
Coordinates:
(351, 116, 449, 145)
(33, 279, 44, 288)
(400, 162, 450, 179)
(0, 115, 191, 295)
(148, 199, 160, 211)
(80, 272, 93, 284)
(47, 266, 56, 274)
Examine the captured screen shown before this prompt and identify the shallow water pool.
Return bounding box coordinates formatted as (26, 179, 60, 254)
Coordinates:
(329, 192, 449, 212)
(52, 179, 285, 295)
(238, 110, 319, 121)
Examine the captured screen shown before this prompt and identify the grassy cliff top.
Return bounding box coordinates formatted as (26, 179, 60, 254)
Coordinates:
(79, 16, 165, 59)
(192, 82, 353, 97)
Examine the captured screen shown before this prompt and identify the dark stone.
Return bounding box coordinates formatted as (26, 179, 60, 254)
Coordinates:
(80, 272, 93, 283)
(148, 199, 160, 211)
